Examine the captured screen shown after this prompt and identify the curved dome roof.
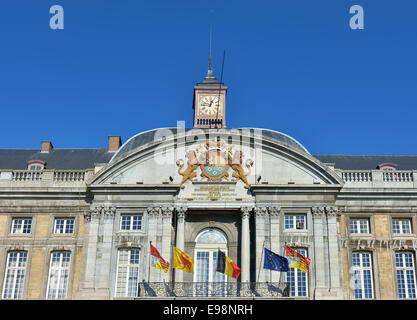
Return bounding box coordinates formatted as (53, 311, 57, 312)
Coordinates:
(109, 127, 309, 163)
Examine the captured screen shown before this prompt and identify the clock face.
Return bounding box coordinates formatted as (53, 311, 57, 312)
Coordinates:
(199, 95, 222, 116)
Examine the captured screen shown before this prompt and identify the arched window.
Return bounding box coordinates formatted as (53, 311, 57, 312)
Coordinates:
(194, 229, 228, 296)
(27, 160, 46, 171)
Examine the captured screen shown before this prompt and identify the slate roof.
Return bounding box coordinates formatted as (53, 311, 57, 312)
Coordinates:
(314, 154, 417, 170)
(0, 149, 113, 170)
(1, 140, 417, 171)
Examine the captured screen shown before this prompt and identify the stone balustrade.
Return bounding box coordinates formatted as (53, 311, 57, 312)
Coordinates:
(341, 170, 372, 182)
(11, 170, 43, 181)
(382, 170, 413, 182)
(0, 169, 93, 185)
(338, 169, 417, 188)
(53, 170, 86, 182)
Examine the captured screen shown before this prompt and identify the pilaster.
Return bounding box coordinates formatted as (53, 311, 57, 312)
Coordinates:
(268, 206, 282, 282)
(254, 206, 267, 282)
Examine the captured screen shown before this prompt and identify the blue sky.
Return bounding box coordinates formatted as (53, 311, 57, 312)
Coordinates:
(0, 0, 416, 154)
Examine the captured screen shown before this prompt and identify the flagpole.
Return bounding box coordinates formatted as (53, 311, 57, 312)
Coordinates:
(279, 242, 287, 286)
(148, 241, 152, 283)
(257, 240, 266, 283)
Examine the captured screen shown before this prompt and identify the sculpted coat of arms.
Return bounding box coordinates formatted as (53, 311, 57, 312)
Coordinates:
(176, 140, 254, 189)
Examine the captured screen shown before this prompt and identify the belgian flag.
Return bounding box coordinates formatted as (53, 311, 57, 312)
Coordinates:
(216, 250, 241, 279)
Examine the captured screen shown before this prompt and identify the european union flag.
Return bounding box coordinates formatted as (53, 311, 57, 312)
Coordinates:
(263, 248, 289, 272)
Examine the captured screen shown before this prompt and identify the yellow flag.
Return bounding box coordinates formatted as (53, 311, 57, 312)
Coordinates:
(153, 260, 170, 273)
(173, 247, 194, 273)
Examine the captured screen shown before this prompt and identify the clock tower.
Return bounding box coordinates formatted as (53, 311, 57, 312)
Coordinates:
(193, 54, 227, 129)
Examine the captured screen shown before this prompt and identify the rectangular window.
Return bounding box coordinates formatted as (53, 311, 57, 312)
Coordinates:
(11, 218, 32, 234)
(194, 250, 226, 297)
(352, 252, 374, 299)
(288, 249, 308, 297)
(350, 218, 370, 234)
(120, 215, 142, 231)
(2, 251, 28, 299)
(115, 249, 140, 297)
(396, 252, 417, 299)
(54, 218, 75, 234)
(393, 219, 412, 234)
(284, 215, 306, 230)
(46, 251, 71, 299)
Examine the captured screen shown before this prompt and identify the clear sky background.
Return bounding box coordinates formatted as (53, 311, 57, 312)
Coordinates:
(0, 0, 416, 155)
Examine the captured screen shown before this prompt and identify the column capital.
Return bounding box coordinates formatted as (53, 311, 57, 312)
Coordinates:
(241, 206, 253, 219)
(84, 211, 92, 222)
(147, 206, 160, 217)
(268, 206, 282, 217)
(254, 206, 267, 217)
(103, 207, 116, 218)
(88, 206, 116, 220)
(325, 206, 339, 217)
(90, 206, 103, 217)
(312, 206, 325, 218)
(176, 206, 187, 220)
(161, 206, 174, 218)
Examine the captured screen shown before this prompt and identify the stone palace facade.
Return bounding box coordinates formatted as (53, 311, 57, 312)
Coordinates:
(1, 63, 417, 300)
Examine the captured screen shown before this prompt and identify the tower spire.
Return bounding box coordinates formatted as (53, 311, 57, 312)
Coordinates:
(208, 24, 213, 74)
(202, 24, 218, 84)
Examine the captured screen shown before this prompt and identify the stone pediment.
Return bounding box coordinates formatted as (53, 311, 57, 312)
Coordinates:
(90, 129, 343, 192)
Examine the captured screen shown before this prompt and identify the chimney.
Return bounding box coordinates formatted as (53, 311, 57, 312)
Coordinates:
(41, 141, 53, 153)
(108, 136, 122, 152)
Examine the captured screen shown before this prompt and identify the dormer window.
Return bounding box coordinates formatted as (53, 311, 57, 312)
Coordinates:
(27, 160, 46, 170)
(377, 163, 398, 171)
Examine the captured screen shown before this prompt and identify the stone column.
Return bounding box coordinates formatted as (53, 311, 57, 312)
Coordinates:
(175, 206, 187, 282)
(325, 206, 344, 299)
(161, 206, 174, 282)
(147, 206, 159, 282)
(312, 206, 327, 298)
(254, 206, 267, 282)
(268, 206, 282, 282)
(240, 206, 252, 283)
